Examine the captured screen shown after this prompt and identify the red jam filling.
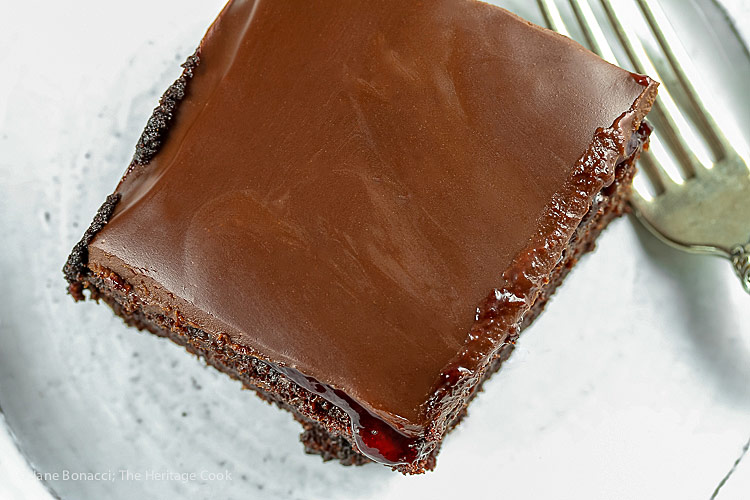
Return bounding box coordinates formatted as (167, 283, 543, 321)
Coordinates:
(273, 363, 423, 465)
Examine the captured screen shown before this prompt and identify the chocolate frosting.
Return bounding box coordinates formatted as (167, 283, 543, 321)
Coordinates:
(89, 0, 656, 454)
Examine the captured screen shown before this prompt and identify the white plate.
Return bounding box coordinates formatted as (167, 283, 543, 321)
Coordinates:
(1, 1, 749, 499)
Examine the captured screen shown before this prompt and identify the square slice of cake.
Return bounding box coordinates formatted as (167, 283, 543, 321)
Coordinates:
(64, 0, 657, 473)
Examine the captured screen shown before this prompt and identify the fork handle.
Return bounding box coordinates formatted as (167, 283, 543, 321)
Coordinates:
(731, 242, 750, 294)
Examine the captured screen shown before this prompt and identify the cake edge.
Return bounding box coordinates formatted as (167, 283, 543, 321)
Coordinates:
(420, 78, 658, 456)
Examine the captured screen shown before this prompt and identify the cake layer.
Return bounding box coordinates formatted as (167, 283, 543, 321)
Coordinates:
(66, 0, 657, 471)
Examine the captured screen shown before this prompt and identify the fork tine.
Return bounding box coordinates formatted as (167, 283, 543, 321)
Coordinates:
(537, 0, 683, 198)
(636, 151, 667, 196)
(568, 0, 691, 181)
(635, 0, 728, 161)
(536, 0, 571, 37)
(538, 0, 683, 198)
(568, 0, 617, 63)
(598, 0, 711, 178)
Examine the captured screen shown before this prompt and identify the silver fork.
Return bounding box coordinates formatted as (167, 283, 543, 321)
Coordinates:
(537, 0, 750, 293)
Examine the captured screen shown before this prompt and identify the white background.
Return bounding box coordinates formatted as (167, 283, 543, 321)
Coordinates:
(1, 1, 749, 499)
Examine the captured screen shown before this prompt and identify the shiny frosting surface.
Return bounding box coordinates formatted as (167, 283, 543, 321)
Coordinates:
(90, 0, 649, 430)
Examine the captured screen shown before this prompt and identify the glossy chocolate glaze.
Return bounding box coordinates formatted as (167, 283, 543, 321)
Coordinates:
(87, 0, 657, 465)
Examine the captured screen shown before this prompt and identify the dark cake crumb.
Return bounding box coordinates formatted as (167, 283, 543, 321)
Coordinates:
(130, 51, 201, 168)
(62, 192, 121, 299)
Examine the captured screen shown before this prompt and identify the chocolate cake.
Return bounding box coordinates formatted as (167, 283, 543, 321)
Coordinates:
(64, 0, 657, 474)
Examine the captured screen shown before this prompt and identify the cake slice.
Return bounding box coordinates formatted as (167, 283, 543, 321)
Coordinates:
(64, 0, 657, 474)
